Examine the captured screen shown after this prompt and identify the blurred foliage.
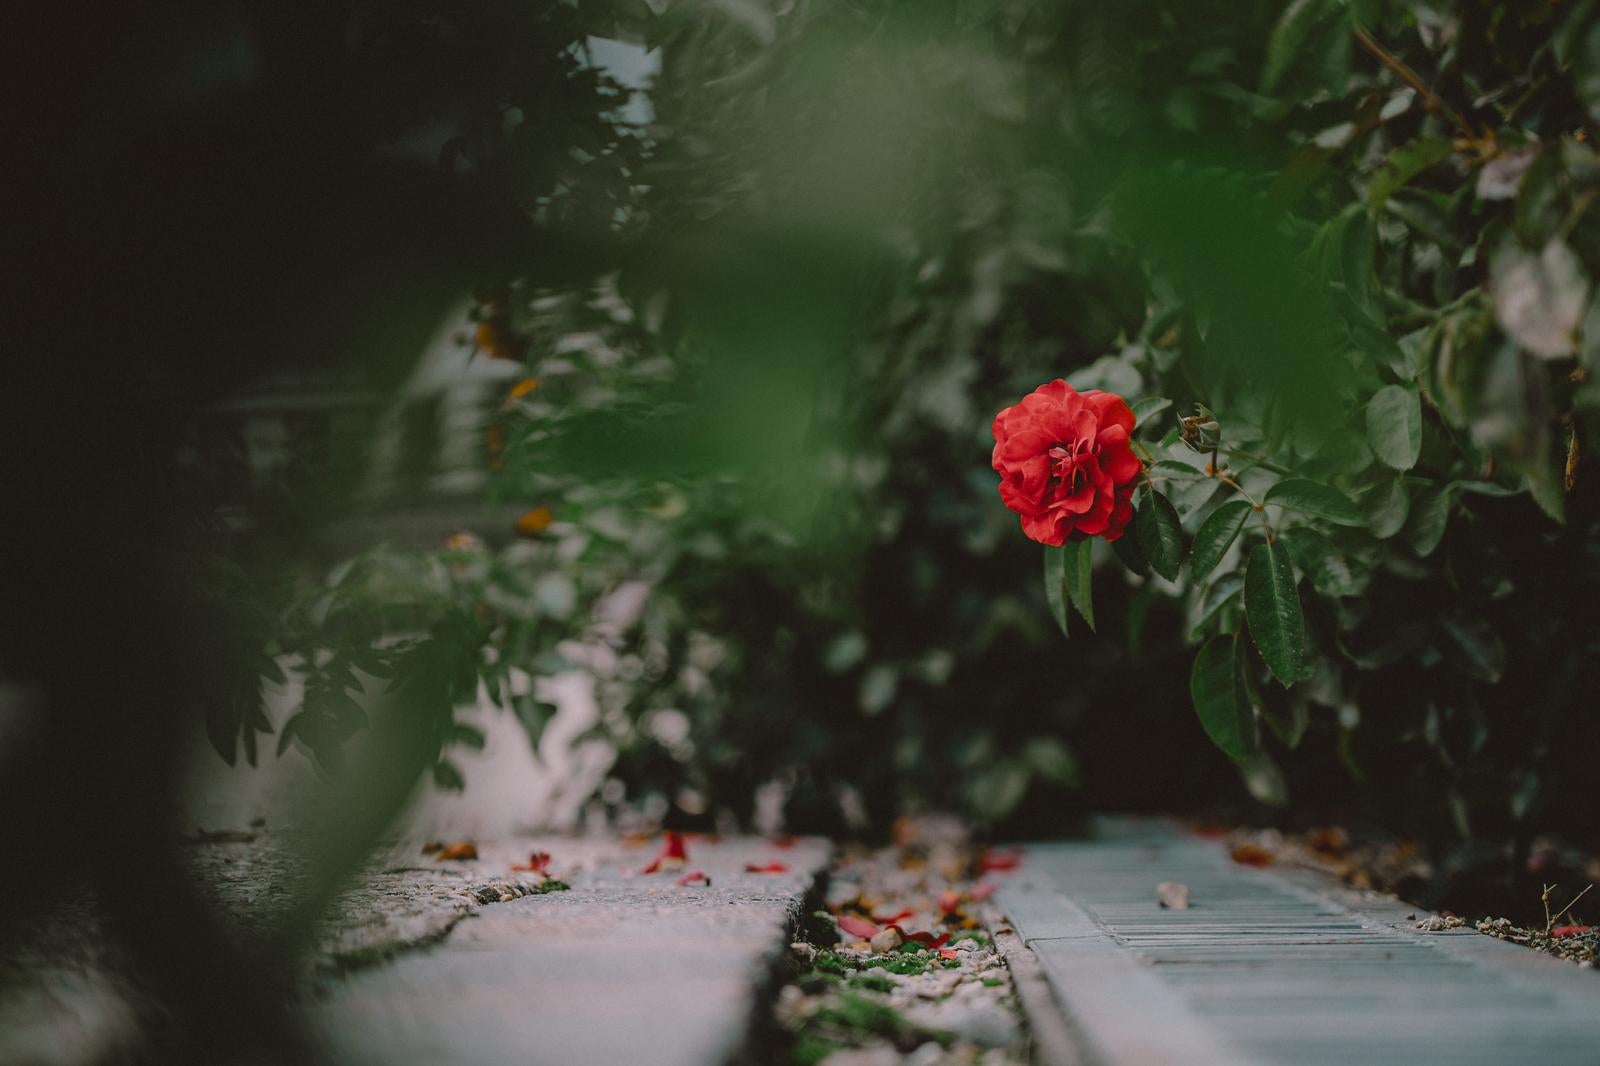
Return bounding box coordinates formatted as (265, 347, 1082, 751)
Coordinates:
(211, 0, 1600, 848)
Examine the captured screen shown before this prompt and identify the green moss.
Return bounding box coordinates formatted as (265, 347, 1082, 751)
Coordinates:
(790, 1035, 842, 1065)
(982, 977, 1004, 987)
(532, 879, 570, 893)
(812, 950, 853, 977)
(798, 972, 842, 994)
(892, 941, 925, 955)
(811, 993, 906, 1039)
(850, 971, 896, 994)
(806, 910, 841, 946)
(949, 930, 988, 945)
(942, 959, 961, 968)
(861, 954, 932, 976)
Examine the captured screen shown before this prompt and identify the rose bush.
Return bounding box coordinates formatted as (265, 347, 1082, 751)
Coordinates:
(992, 380, 1141, 546)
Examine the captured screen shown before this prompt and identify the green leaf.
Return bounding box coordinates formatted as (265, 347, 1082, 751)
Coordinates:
(1367, 137, 1455, 210)
(1135, 489, 1184, 580)
(1238, 749, 1289, 807)
(1366, 385, 1422, 470)
(1262, 0, 1341, 94)
(1245, 541, 1305, 686)
(1130, 397, 1173, 429)
(432, 759, 466, 792)
(1191, 572, 1244, 639)
(1111, 529, 1149, 576)
(1023, 737, 1081, 786)
(1437, 616, 1506, 683)
(1189, 500, 1254, 582)
(1405, 484, 1453, 556)
(1361, 478, 1410, 539)
(1190, 634, 1259, 761)
(1062, 539, 1095, 632)
(1147, 459, 1207, 479)
(1265, 478, 1363, 525)
(1262, 694, 1311, 749)
(1043, 546, 1069, 638)
(1279, 527, 1368, 598)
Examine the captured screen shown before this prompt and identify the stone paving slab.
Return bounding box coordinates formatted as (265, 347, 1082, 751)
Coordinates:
(995, 818, 1600, 1066)
(310, 835, 831, 1066)
(0, 833, 828, 1065)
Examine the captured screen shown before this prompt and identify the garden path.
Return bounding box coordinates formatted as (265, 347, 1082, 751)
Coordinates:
(997, 818, 1599, 1065)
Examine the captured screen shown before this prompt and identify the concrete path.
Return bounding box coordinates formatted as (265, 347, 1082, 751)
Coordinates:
(310, 835, 829, 1066)
(997, 818, 1600, 1066)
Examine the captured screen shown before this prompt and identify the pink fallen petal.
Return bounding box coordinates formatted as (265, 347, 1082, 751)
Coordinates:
(744, 862, 790, 873)
(675, 869, 711, 887)
(1551, 924, 1593, 939)
(836, 914, 881, 939)
(967, 882, 998, 902)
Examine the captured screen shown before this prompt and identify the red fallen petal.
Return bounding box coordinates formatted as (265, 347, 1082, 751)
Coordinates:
(434, 842, 478, 862)
(899, 929, 951, 948)
(978, 849, 1023, 873)
(837, 914, 881, 939)
(1188, 822, 1231, 839)
(939, 948, 960, 961)
(1552, 924, 1593, 939)
(744, 862, 790, 873)
(966, 882, 998, 902)
(937, 890, 964, 915)
(511, 850, 552, 873)
(1229, 843, 1275, 867)
(642, 831, 690, 874)
(873, 909, 914, 926)
(675, 869, 711, 887)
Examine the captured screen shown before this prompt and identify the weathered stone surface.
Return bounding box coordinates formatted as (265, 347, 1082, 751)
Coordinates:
(0, 833, 828, 1066)
(997, 818, 1600, 1066)
(310, 835, 829, 1066)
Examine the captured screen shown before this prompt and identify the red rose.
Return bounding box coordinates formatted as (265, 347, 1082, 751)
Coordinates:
(991, 379, 1142, 545)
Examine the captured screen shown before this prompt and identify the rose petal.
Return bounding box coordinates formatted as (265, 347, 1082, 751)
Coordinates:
(837, 914, 881, 939)
(978, 849, 1023, 873)
(675, 869, 711, 887)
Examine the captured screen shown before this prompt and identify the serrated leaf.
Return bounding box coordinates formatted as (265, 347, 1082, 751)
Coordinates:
(1361, 478, 1410, 539)
(1189, 500, 1254, 582)
(1043, 546, 1069, 638)
(432, 760, 466, 792)
(1367, 136, 1455, 210)
(1148, 459, 1207, 479)
(1265, 478, 1363, 525)
(1130, 397, 1173, 429)
(1405, 484, 1453, 556)
(1245, 541, 1305, 686)
(1023, 737, 1081, 786)
(1262, 694, 1311, 749)
(1279, 527, 1368, 598)
(1262, 0, 1341, 94)
(1191, 572, 1245, 640)
(1366, 385, 1422, 470)
(1135, 489, 1184, 580)
(1111, 529, 1149, 576)
(1190, 634, 1259, 760)
(1062, 539, 1095, 632)
(1437, 616, 1506, 683)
